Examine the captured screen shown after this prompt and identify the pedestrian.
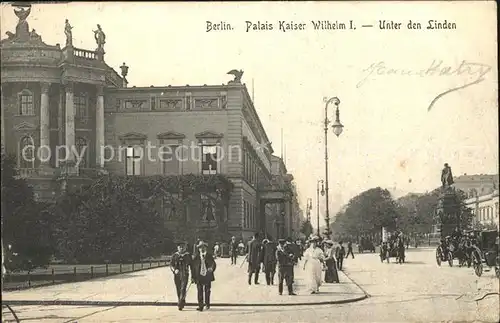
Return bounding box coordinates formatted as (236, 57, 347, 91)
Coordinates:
(276, 238, 296, 295)
(213, 242, 220, 259)
(335, 241, 345, 270)
(193, 239, 201, 258)
(346, 240, 355, 259)
(170, 241, 192, 311)
(191, 241, 217, 312)
(302, 236, 325, 294)
(323, 240, 340, 283)
(246, 232, 262, 285)
(229, 236, 238, 265)
(262, 239, 277, 285)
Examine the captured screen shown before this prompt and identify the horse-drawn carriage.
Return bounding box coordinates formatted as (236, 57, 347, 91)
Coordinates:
(471, 230, 499, 278)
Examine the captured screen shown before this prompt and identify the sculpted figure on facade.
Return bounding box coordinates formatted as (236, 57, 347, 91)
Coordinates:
(64, 19, 73, 47)
(227, 69, 244, 83)
(13, 4, 31, 41)
(93, 24, 106, 52)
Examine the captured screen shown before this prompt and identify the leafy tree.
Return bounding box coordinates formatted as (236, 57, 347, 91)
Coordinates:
(331, 187, 400, 240)
(50, 175, 166, 263)
(1, 153, 53, 271)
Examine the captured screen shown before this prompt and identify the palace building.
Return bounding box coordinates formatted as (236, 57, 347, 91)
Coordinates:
(0, 5, 304, 241)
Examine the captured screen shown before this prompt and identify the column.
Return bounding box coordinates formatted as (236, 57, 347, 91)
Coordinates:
(64, 81, 75, 163)
(95, 85, 105, 169)
(39, 82, 51, 167)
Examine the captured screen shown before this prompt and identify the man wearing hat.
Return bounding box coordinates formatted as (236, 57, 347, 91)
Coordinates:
(247, 232, 262, 285)
(276, 238, 297, 295)
(191, 241, 217, 311)
(229, 236, 238, 265)
(262, 238, 277, 285)
(170, 241, 192, 310)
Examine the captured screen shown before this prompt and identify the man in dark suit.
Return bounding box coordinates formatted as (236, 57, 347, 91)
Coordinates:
(262, 239, 277, 285)
(191, 241, 217, 312)
(247, 232, 262, 285)
(276, 238, 296, 295)
(170, 241, 192, 311)
(229, 236, 238, 265)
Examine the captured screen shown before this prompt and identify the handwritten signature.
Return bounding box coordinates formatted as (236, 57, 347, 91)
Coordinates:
(357, 60, 493, 111)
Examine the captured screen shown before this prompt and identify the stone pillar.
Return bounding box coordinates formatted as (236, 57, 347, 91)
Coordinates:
(95, 85, 105, 169)
(39, 82, 51, 167)
(64, 81, 75, 164)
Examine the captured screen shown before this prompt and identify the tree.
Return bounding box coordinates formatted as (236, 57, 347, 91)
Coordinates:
(1, 153, 53, 271)
(50, 175, 166, 263)
(300, 220, 313, 237)
(331, 187, 400, 240)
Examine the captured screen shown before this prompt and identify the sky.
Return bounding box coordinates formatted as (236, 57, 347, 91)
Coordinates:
(1, 2, 498, 230)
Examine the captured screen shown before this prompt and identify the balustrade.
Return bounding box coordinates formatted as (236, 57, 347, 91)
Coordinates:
(73, 48, 97, 60)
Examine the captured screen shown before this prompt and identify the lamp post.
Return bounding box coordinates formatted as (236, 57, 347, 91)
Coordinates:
(306, 198, 313, 222)
(323, 97, 344, 238)
(316, 180, 325, 236)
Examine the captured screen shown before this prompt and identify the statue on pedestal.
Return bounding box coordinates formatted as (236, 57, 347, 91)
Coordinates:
(64, 19, 73, 47)
(227, 69, 244, 83)
(93, 24, 106, 52)
(13, 4, 31, 42)
(441, 163, 454, 189)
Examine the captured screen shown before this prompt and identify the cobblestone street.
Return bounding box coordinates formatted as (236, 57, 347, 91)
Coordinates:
(3, 248, 499, 322)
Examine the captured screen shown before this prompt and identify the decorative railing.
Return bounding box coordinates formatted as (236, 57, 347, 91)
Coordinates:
(73, 48, 98, 60)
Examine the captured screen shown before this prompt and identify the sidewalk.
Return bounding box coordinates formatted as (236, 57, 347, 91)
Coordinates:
(2, 258, 367, 306)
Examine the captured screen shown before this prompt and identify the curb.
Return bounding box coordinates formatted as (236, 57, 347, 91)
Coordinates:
(2, 274, 369, 307)
(1, 294, 368, 307)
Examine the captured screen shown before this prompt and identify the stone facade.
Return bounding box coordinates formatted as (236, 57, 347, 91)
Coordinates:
(465, 189, 499, 230)
(1, 5, 302, 241)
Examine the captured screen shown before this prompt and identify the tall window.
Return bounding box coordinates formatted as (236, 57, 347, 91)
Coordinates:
(19, 136, 35, 168)
(201, 195, 216, 222)
(76, 137, 88, 168)
(201, 142, 218, 174)
(19, 90, 34, 116)
(161, 144, 180, 175)
(243, 201, 247, 228)
(125, 146, 142, 175)
(74, 94, 87, 119)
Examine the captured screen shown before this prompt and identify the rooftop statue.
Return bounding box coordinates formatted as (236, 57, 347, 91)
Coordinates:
(227, 69, 244, 83)
(93, 24, 106, 52)
(64, 19, 73, 47)
(13, 4, 31, 42)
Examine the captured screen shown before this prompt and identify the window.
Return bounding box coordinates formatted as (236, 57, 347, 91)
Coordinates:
(19, 136, 35, 168)
(243, 201, 247, 228)
(125, 146, 142, 175)
(76, 137, 89, 168)
(201, 142, 218, 174)
(19, 90, 34, 116)
(74, 94, 87, 119)
(160, 144, 180, 175)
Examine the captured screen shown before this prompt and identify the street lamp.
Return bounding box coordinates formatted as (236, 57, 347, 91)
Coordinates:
(323, 97, 344, 238)
(316, 179, 325, 236)
(306, 198, 313, 222)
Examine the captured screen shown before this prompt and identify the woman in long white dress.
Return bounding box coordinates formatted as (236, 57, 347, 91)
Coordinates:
(302, 236, 325, 294)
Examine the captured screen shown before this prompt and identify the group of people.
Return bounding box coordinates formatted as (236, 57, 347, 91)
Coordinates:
(170, 240, 217, 312)
(242, 233, 353, 295)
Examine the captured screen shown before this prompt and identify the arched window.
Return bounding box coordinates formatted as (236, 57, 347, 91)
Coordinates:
(18, 89, 34, 116)
(19, 136, 35, 168)
(76, 137, 89, 168)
